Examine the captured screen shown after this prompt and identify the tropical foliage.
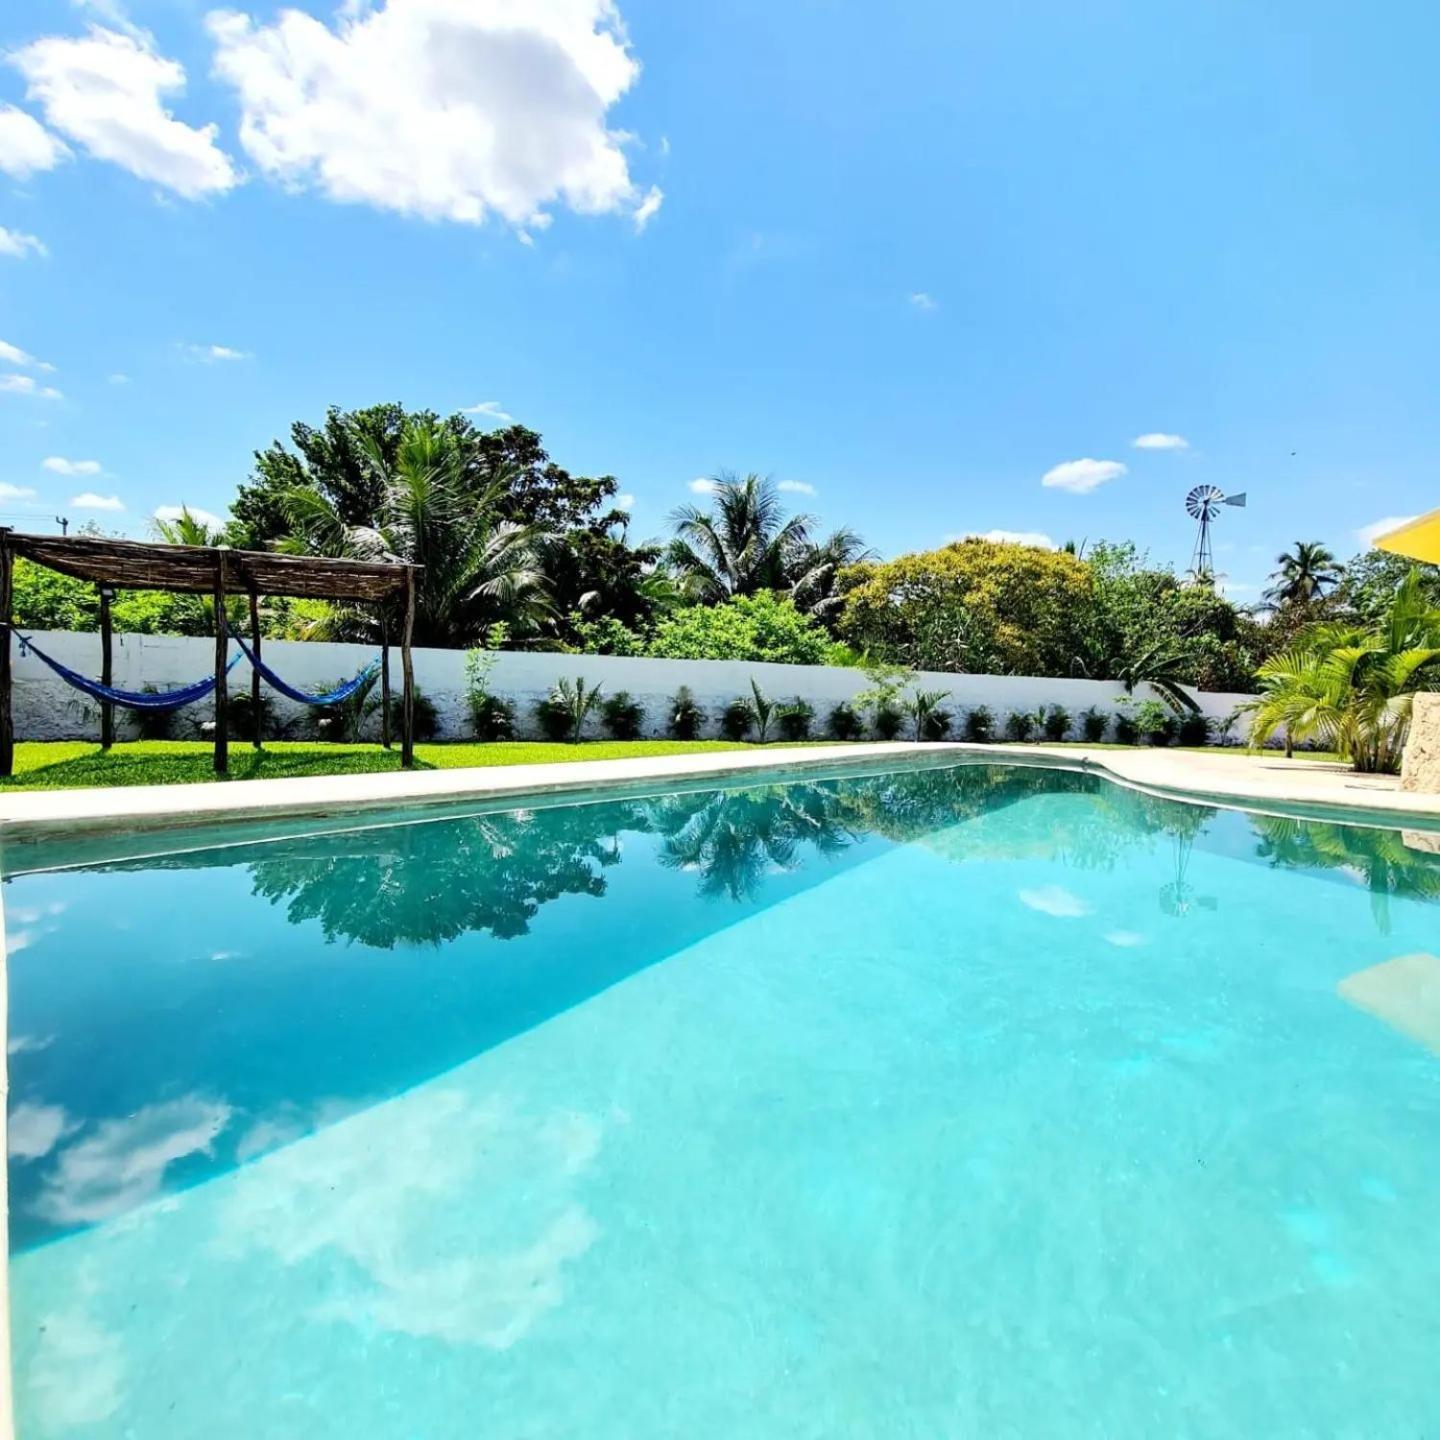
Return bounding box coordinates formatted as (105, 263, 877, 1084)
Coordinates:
(1242, 570, 1440, 772)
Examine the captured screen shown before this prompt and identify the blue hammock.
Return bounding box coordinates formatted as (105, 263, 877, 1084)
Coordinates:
(228, 629, 380, 707)
(18, 634, 242, 712)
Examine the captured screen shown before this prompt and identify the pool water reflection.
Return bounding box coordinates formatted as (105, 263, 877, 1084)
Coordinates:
(7, 762, 1440, 1437)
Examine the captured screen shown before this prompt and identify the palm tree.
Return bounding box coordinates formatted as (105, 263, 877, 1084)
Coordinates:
(1264, 541, 1343, 608)
(281, 417, 553, 647)
(1242, 569, 1440, 772)
(1116, 639, 1202, 715)
(666, 473, 812, 602)
(152, 506, 226, 547)
(666, 472, 871, 617)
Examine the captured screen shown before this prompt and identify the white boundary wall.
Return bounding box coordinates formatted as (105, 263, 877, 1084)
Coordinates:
(10, 630, 1255, 743)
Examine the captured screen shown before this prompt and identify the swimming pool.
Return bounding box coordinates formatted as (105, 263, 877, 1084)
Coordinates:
(5, 760, 1440, 1437)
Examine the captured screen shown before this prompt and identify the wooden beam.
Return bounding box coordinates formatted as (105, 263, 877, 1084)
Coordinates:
(380, 614, 391, 749)
(98, 585, 114, 751)
(248, 589, 263, 750)
(0, 529, 13, 778)
(213, 554, 228, 775)
(400, 566, 416, 768)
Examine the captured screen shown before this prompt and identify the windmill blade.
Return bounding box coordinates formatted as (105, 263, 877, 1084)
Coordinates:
(1223, 492, 1247, 508)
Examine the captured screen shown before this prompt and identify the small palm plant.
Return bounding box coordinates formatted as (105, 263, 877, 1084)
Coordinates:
(905, 687, 950, 740)
(536, 676, 604, 743)
(749, 679, 778, 742)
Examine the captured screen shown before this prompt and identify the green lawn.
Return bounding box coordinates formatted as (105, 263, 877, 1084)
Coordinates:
(0, 739, 822, 792)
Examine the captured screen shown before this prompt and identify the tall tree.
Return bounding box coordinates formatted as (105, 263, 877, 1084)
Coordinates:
(281, 417, 552, 647)
(665, 471, 870, 618)
(1264, 541, 1343, 608)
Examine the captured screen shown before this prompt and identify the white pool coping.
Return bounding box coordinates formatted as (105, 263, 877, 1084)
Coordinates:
(0, 742, 1437, 846)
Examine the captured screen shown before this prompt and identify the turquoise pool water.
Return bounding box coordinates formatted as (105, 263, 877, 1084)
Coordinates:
(6, 761, 1440, 1437)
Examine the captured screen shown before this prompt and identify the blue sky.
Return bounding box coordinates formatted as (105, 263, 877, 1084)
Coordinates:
(2, 0, 1439, 600)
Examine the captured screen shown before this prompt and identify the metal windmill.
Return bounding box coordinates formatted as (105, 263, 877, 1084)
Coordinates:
(1185, 484, 1246, 581)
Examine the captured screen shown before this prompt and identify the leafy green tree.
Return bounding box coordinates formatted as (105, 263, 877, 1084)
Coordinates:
(838, 538, 1094, 675)
(1337, 549, 1440, 627)
(644, 592, 831, 664)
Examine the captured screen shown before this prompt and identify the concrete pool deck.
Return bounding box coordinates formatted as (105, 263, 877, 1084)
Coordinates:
(1, 742, 1439, 845)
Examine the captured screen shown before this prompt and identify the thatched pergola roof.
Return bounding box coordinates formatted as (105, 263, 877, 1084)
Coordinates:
(7, 533, 411, 604)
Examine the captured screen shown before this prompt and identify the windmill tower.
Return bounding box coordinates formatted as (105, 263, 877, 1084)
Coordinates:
(1186, 485, 1246, 582)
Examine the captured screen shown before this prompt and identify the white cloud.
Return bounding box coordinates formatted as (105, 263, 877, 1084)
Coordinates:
(0, 104, 70, 179)
(181, 343, 249, 362)
(461, 399, 513, 423)
(1018, 885, 1092, 918)
(154, 503, 223, 527)
(35, 1096, 232, 1225)
(43, 456, 102, 476)
(777, 480, 816, 496)
(1132, 432, 1189, 451)
(1104, 930, 1148, 948)
(964, 528, 1056, 549)
(107, 372, 129, 384)
(0, 339, 56, 372)
(633, 184, 663, 232)
(10, 27, 238, 198)
(615, 492, 635, 510)
(208, 0, 657, 234)
(0, 483, 38, 500)
(8, 1102, 73, 1161)
(1041, 458, 1127, 494)
(0, 374, 62, 399)
(1357, 515, 1419, 548)
(688, 477, 717, 494)
(0, 225, 47, 259)
(71, 492, 125, 511)
(908, 291, 936, 311)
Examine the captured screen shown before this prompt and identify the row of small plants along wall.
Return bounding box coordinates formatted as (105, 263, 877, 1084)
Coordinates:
(480, 676, 1221, 747)
(106, 663, 1219, 747)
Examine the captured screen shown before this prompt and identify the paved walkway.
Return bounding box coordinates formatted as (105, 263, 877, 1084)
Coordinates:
(1, 742, 1437, 844)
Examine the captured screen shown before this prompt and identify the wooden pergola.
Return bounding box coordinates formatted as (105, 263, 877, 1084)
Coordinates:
(0, 529, 421, 777)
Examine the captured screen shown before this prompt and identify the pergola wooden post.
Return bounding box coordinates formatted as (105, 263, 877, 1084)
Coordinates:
(0, 532, 419, 779)
(98, 584, 115, 750)
(0, 529, 13, 780)
(401, 565, 416, 767)
(380, 616, 392, 750)
(213, 551, 229, 775)
(248, 588, 263, 750)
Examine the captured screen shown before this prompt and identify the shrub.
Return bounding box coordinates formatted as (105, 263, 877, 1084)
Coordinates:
(1114, 709, 1140, 745)
(646, 592, 830, 665)
(536, 677, 603, 743)
(827, 702, 864, 740)
(1080, 706, 1109, 743)
(776, 697, 815, 741)
(1126, 698, 1176, 746)
(919, 707, 951, 741)
(720, 697, 754, 741)
(964, 706, 995, 743)
(1042, 705, 1071, 742)
(470, 692, 516, 741)
(601, 690, 645, 740)
(873, 702, 904, 740)
(224, 687, 281, 742)
(1005, 710, 1037, 742)
(464, 626, 514, 739)
(1177, 712, 1211, 747)
(668, 686, 705, 740)
(386, 689, 439, 743)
